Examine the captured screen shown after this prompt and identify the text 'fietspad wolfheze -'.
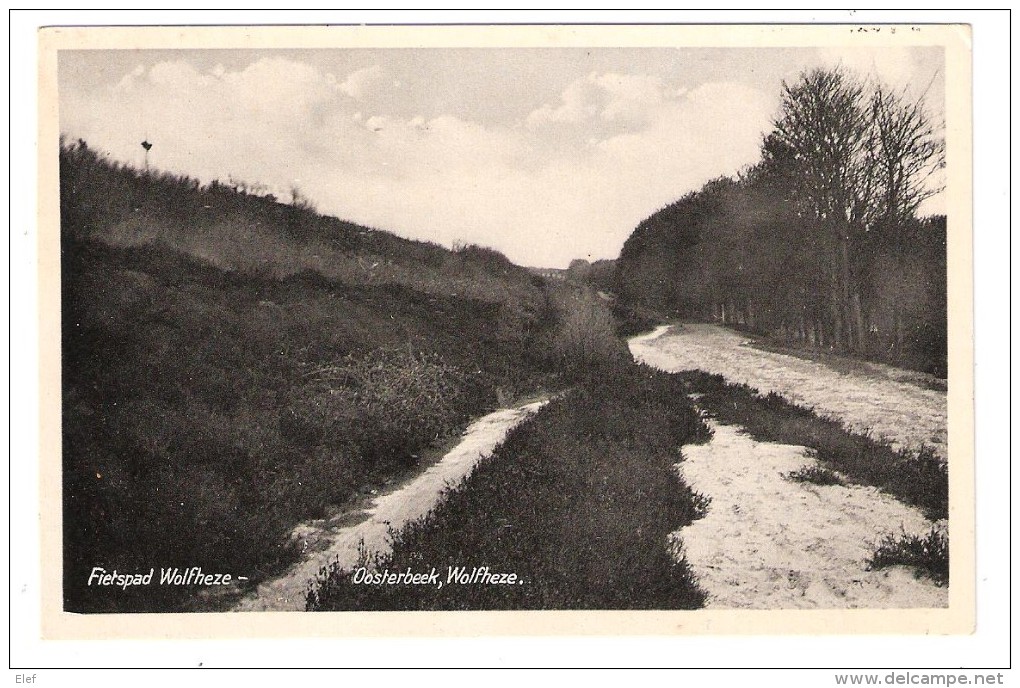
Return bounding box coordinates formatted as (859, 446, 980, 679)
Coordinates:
(87, 567, 235, 590)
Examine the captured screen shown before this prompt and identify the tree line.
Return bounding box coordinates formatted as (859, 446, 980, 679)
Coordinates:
(616, 67, 947, 376)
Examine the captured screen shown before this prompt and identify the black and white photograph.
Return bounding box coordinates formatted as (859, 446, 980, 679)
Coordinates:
(29, 19, 984, 650)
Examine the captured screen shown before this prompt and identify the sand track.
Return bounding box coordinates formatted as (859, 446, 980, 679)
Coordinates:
(631, 324, 947, 460)
(674, 422, 947, 608)
(631, 325, 948, 608)
(234, 399, 547, 611)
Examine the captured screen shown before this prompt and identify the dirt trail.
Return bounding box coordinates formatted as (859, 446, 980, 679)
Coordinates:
(630, 325, 947, 608)
(631, 324, 947, 459)
(234, 399, 547, 612)
(674, 421, 947, 608)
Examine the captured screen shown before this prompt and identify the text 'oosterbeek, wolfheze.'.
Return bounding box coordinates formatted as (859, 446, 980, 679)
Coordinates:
(352, 566, 522, 589)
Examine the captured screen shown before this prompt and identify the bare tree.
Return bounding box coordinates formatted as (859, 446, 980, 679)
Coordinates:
(770, 67, 877, 351)
(766, 67, 946, 354)
(869, 83, 945, 354)
(870, 83, 945, 226)
(289, 184, 316, 212)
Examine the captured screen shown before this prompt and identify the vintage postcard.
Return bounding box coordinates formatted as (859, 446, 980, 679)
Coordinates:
(36, 22, 974, 640)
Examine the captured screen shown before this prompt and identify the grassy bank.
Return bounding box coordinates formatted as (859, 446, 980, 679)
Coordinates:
(307, 364, 712, 611)
(680, 371, 948, 522)
(61, 140, 625, 612)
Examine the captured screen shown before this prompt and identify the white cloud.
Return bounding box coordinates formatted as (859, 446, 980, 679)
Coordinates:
(526, 71, 672, 130)
(337, 65, 386, 101)
(526, 76, 598, 127)
(222, 57, 342, 119)
(316, 78, 775, 266)
(593, 72, 666, 122)
(62, 59, 779, 267)
(597, 82, 774, 168)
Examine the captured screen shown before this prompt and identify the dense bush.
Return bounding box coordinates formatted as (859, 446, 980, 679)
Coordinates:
(284, 348, 470, 467)
(610, 299, 663, 337)
(542, 284, 631, 374)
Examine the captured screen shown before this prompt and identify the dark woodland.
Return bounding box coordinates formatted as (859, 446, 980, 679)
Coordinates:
(614, 68, 947, 376)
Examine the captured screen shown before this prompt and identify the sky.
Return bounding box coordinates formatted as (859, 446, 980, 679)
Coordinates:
(58, 46, 945, 268)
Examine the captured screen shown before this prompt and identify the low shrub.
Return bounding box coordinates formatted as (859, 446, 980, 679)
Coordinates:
(894, 445, 948, 521)
(610, 300, 663, 337)
(784, 464, 847, 486)
(686, 487, 713, 519)
(867, 526, 949, 586)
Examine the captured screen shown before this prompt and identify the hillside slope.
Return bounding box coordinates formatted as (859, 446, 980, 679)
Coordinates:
(60, 139, 623, 612)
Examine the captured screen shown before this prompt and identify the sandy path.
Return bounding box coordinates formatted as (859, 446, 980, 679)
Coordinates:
(673, 422, 947, 608)
(631, 324, 947, 459)
(234, 399, 547, 611)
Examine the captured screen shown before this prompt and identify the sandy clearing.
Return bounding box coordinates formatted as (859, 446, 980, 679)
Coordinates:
(631, 324, 947, 460)
(673, 421, 947, 609)
(233, 399, 547, 611)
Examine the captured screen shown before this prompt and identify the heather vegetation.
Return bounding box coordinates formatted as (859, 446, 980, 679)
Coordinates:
(307, 365, 712, 611)
(60, 137, 546, 313)
(60, 137, 707, 612)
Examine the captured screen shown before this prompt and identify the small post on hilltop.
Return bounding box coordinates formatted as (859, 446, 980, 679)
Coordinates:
(141, 139, 153, 171)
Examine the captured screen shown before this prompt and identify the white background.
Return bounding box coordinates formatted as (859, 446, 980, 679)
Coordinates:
(6, 8, 1013, 682)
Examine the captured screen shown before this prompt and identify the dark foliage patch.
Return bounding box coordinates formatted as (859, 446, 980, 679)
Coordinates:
(784, 465, 848, 487)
